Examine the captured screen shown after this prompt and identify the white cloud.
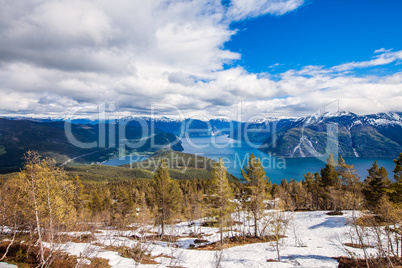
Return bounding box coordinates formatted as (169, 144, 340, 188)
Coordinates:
(332, 50, 402, 72)
(227, 0, 304, 21)
(0, 0, 401, 120)
(374, 48, 392, 54)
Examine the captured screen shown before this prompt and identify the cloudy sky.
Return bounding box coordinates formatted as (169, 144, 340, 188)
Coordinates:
(0, 0, 401, 120)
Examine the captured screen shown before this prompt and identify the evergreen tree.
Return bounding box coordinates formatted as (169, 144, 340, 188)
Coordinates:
(362, 161, 391, 210)
(320, 153, 339, 188)
(153, 159, 182, 236)
(337, 156, 362, 209)
(390, 153, 402, 204)
(320, 154, 340, 210)
(394, 153, 402, 183)
(241, 154, 269, 237)
(303, 172, 321, 210)
(183, 186, 204, 234)
(209, 159, 234, 244)
(71, 176, 84, 210)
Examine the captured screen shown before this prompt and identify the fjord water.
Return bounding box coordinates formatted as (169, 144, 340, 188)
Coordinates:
(180, 135, 396, 184)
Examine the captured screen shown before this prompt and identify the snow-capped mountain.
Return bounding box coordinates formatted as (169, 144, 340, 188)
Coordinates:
(253, 111, 402, 158)
(3, 111, 402, 158)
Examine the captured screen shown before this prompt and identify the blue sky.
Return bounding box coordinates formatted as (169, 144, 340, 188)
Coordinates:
(226, 0, 402, 75)
(0, 0, 401, 119)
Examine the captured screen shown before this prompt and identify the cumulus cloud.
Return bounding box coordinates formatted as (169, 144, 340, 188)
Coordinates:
(0, 0, 401, 120)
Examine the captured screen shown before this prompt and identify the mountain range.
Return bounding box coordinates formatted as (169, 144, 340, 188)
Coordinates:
(1, 111, 401, 171)
(234, 111, 402, 158)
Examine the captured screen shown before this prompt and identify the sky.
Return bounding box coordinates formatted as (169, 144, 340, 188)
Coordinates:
(0, 0, 401, 120)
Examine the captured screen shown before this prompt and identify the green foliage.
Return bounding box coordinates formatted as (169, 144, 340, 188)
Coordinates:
(320, 154, 339, 188)
(66, 165, 154, 182)
(363, 161, 391, 210)
(127, 151, 239, 182)
(393, 153, 402, 183)
(390, 153, 402, 204)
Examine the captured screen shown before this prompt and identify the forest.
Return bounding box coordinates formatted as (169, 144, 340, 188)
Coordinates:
(0, 150, 401, 267)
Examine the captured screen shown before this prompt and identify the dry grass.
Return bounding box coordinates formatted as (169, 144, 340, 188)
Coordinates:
(0, 242, 78, 268)
(193, 235, 286, 250)
(354, 214, 387, 227)
(57, 233, 97, 243)
(334, 256, 402, 268)
(343, 243, 373, 249)
(103, 244, 159, 265)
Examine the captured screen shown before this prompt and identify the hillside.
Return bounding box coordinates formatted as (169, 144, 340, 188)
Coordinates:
(37, 151, 240, 182)
(0, 118, 183, 171)
(249, 112, 402, 158)
(124, 151, 239, 182)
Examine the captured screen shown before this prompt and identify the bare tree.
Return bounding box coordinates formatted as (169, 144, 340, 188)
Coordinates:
(269, 205, 292, 262)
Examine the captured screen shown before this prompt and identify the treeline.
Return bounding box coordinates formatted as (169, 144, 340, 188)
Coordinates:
(272, 153, 402, 214)
(0, 150, 402, 266)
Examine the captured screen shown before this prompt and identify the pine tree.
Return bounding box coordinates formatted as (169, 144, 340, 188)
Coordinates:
(183, 186, 204, 235)
(137, 192, 153, 240)
(394, 153, 402, 183)
(303, 172, 321, 210)
(337, 156, 362, 209)
(320, 153, 339, 188)
(153, 159, 182, 236)
(320, 153, 340, 210)
(242, 154, 269, 237)
(209, 159, 234, 244)
(362, 161, 391, 210)
(390, 153, 402, 204)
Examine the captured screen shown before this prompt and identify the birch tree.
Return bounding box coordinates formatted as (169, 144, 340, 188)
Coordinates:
(16, 151, 76, 268)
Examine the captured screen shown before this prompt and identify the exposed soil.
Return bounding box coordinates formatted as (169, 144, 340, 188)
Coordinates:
(193, 235, 286, 250)
(334, 256, 402, 268)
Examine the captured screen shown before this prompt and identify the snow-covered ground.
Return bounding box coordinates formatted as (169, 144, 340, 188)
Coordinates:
(61, 210, 380, 268)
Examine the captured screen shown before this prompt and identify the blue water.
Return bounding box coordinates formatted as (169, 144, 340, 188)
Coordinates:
(102, 135, 397, 184)
(180, 135, 397, 185)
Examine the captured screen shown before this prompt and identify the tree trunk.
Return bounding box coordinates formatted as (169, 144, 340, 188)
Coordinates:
(30, 174, 45, 266)
(276, 239, 280, 261)
(254, 217, 258, 237)
(0, 222, 17, 261)
(220, 219, 223, 244)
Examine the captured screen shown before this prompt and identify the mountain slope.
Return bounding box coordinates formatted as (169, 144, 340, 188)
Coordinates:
(257, 112, 402, 158)
(0, 118, 183, 170)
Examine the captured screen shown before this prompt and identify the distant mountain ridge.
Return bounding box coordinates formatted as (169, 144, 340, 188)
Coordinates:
(0, 118, 183, 171)
(247, 111, 402, 158)
(2, 111, 402, 162)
